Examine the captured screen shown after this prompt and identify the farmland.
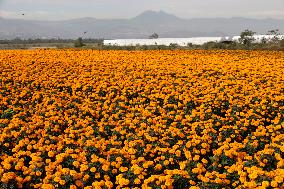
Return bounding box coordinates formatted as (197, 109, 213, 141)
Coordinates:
(0, 50, 284, 188)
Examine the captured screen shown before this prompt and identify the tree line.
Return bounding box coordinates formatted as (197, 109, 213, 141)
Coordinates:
(0, 29, 283, 50)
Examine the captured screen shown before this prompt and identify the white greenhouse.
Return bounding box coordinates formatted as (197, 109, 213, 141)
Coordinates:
(104, 35, 284, 46)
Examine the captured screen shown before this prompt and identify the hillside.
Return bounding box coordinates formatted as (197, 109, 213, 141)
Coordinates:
(1, 10, 284, 39)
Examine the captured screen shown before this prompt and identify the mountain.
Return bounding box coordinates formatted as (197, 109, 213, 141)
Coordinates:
(132, 10, 183, 24)
(0, 10, 284, 39)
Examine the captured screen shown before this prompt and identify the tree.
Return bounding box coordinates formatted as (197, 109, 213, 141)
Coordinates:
(74, 37, 85, 47)
(239, 29, 256, 46)
(260, 37, 268, 44)
(267, 29, 280, 43)
(149, 33, 159, 39)
(267, 29, 280, 35)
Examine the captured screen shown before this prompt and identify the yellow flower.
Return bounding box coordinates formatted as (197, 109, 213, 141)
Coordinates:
(134, 178, 141, 185)
(119, 166, 128, 172)
(48, 151, 55, 157)
(80, 164, 88, 172)
(70, 185, 77, 189)
(164, 160, 170, 166)
(105, 181, 113, 188)
(90, 167, 97, 173)
(201, 158, 208, 164)
(262, 181, 270, 187)
(249, 172, 258, 180)
(59, 179, 66, 185)
(102, 164, 109, 171)
(155, 164, 163, 171)
(193, 155, 200, 161)
(72, 161, 80, 168)
(41, 184, 55, 189)
(70, 170, 77, 177)
(270, 181, 277, 187)
(53, 176, 61, 183)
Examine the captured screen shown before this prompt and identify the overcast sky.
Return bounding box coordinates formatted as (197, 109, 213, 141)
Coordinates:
(0, 0, 284, 20)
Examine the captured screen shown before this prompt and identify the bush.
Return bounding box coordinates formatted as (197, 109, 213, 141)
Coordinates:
(74, 37, 85, 47)
(280, 39, 284, 48)
(239, 29, 256, 47)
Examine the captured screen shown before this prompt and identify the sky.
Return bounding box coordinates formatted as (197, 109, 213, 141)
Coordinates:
(0, 0, 284, 20)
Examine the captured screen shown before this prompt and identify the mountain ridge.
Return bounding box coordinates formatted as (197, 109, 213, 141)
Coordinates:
(0, 10, 283, 39)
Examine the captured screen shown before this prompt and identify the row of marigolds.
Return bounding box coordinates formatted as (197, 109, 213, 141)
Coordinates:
(0, 50, 284, 188)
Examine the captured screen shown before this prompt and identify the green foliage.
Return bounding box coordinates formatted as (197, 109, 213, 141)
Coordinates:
(239, 29, 256, 46)
(1, 29, 283, 50)
(74, 37, 85, 47)
(280, 39, 284, 48)
(187, 43, 193, 47)
(267, 29, 280, 43)
(169, 43, 178, 49)
(149, 33, 159, 39)
(1, 109, 15, 120)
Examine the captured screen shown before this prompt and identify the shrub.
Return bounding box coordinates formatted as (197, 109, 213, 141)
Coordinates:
(280, 39, 284, 48)
(74, 37, 85, 47)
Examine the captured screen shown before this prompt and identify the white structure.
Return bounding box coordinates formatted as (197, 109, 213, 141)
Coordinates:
(104, 35, 284, 46)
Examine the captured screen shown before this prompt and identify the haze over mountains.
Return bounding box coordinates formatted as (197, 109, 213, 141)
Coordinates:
(1, 10, 284, 39)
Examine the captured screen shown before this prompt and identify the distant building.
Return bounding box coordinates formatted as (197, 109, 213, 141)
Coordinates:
(104, 37, 223, 46)
(104, 35, 284, 46)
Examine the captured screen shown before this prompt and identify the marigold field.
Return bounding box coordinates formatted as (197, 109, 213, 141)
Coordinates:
(0, 50, 284, 189)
